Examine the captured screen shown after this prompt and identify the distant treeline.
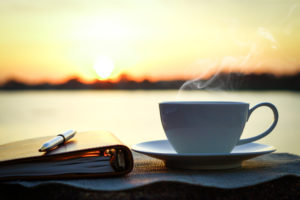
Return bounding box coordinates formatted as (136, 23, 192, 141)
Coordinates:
(1, 73, 300, 91)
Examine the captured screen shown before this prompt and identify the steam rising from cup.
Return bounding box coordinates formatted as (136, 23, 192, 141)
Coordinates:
(177, 8, 298, 99)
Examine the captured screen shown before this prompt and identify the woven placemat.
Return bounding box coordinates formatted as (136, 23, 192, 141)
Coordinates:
(5, 152, 300, 191)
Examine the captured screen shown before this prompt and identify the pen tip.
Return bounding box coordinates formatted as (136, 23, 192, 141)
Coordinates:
(39, 146, 47, 152)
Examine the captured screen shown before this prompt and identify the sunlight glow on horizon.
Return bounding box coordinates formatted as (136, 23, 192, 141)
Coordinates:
(93, 55, 115, 80)
(0, 0, 300, 84)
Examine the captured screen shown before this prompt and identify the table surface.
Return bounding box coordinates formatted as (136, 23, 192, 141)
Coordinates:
(5, 152, 300, 191)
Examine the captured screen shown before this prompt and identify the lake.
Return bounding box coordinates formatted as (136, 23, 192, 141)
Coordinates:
(0, 90, 299, 155)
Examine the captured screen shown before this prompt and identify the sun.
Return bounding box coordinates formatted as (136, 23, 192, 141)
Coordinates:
(93, 55, 115, 80)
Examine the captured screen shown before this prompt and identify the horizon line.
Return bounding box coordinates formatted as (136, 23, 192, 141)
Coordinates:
(1, 72, 300, 91)
(2, 70, 300, 86)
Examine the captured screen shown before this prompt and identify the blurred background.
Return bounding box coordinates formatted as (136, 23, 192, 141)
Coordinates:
(0, 0, 299, 154)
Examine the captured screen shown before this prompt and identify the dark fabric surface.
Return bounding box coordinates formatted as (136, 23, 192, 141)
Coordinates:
(3, 152, 300, 191)
(1, 176, 300, 200)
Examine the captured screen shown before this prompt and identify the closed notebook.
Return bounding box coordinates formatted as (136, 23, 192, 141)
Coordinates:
(0, 131, 133, 181)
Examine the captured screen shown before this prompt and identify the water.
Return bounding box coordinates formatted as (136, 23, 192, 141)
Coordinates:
(0, 90, 299, 155)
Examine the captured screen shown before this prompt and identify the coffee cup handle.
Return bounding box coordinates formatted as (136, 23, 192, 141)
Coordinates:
(237, 102, 278, 145)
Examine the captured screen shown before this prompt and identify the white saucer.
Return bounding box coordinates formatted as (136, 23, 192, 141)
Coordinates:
(132, 140, 276, 170)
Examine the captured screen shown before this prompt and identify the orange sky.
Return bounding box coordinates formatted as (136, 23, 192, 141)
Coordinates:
(1, 0, 300, 84)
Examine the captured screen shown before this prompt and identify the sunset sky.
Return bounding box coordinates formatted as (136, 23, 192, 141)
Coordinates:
(0, 0, 300, 83)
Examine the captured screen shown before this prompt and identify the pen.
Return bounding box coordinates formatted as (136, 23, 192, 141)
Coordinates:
(39, 130, 76, 152)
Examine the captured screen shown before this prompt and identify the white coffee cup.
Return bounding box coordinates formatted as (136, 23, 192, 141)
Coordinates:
(159, 101, 278, 154)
